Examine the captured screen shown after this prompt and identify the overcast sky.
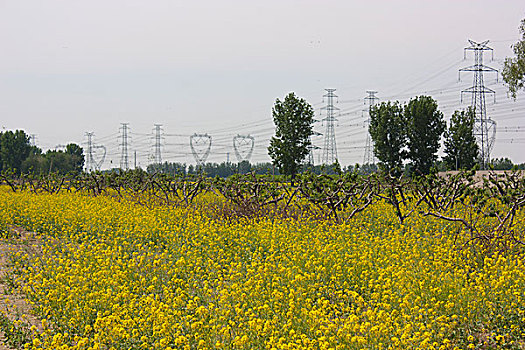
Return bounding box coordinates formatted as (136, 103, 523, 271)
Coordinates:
(1, 0, 524, 168)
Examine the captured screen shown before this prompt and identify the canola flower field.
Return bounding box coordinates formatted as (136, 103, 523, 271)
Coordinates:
(0, 185, 524, 350)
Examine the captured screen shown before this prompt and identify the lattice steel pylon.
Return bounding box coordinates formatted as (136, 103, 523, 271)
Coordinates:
(153, 124, 163, 164)
(190, 133, 212, 166)
(321, 89, 339, 165)
(307, 131, 322, 166)
(85, 132, 106, 171)
(307, 140, 314, 165)
(363, 90, 379, 165)
(86, 132, 94, 172)
(459, 40, 498, 169)
(233, 134, 255, 162)
(119, 123, 130, 170)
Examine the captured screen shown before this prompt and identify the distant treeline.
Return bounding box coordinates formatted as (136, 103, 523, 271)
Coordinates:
(145, 160, 525, 178)
(0, 130, 84, 175)
(146, 160, 274, 177)
(145, 161, 380, 178)
(1, 129, 524, 177)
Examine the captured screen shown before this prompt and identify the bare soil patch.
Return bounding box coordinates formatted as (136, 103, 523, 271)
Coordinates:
(0, 226, 42, 349)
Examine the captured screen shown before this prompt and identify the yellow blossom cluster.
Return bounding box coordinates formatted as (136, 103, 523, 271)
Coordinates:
(0, 187, 524, 349)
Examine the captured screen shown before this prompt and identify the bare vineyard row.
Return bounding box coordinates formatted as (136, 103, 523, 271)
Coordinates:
(2, 169, 525, 252)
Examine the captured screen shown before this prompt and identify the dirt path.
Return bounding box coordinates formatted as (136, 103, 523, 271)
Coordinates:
(0, 227, 42, 349)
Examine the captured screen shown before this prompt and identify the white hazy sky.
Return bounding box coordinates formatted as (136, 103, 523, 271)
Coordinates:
(1, 0, 525, 168)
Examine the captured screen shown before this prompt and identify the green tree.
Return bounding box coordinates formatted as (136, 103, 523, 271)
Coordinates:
(443, 108, 479, 170)
(405, 96, 445, 175)
(65, 143, 85, 173)
(21, 149, 47, 174)
(251, 162, 279, 175)
(238, 160, 251, 174)
(503, 18, 525, 98)
(147, 162, 187, 175)
(268, 92, 314, 182)
(0, 130, 32, 174)
(45, 150, 68, 174)
(369, 101, 406, 173)
(490, 157, 514, 170)
(45, 143, 84, 175)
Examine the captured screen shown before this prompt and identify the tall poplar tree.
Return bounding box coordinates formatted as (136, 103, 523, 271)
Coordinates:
(443, 108, 479, 170)
(0, 130, 32, 174)
(405, 96, 445, 175)
(268, 92, 314, 182)
(369, 101, 407, 174)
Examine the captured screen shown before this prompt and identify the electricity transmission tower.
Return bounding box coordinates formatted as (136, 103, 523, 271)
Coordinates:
(233, 135, 255, 162)
(153, 124, 163, 164)
(459, 40, 498, 169)
(190, 133, 212, 166)
(363, 90, 379, 165)
(321, 88, 339, 165)
(84, 132, 106, 171)
(85, 132, 94, 172)
(307, 131, 322, 166)
(307, 140, 314, 165)
(119, 123, 130, 170)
